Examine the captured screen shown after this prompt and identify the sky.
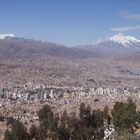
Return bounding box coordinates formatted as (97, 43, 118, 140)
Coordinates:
(0, 0, 140, 46)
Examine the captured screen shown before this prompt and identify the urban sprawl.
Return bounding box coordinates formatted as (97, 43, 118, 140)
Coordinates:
(0, 82, 140, 122)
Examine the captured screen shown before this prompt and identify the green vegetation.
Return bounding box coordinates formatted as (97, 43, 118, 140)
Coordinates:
(4, 119, 29, 140)
(4, 99, 140, 140)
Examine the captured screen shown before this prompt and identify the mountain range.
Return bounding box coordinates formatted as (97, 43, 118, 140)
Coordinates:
(0, 36, 97, 59)
(0, 34, 140, 87)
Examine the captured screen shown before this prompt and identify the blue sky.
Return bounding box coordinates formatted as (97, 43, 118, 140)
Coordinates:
(0, 0, 140, 46)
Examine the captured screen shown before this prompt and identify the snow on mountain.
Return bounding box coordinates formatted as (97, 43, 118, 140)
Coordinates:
(0, 34, 15, 39)
(109, 34, 140, 47)
(77, 34, 140, 56)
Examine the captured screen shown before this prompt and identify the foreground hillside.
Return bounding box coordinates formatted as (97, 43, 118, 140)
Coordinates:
(3, 99, 140, 140)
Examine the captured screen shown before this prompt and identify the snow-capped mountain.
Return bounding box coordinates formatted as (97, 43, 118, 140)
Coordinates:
(0, 34, 15, 39)
(78, 34, 140, 56)
(109, 34, 140, 47)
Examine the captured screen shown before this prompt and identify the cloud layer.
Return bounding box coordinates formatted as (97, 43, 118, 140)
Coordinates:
(110, 25, 140, 32)
(120, 12, 140, 20)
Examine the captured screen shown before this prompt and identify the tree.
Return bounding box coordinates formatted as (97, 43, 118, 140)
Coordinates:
(88, 110, 104, 140)
(112, 99, 136, 134)
(38, 105, 52, 121)
(29, 124, 37, 139)
(79, 103, 91, 127)
(58, 125, 71, 140)
(38, 104, 57, 131)
(6, 117, 15, 127)
(35, 127, 47, 140)
(3, 129, 12, 140)
(4, 119, 29, 140)
(104, 105, 109, 119)
(103, 105, 111, 127)
(79, 103, 104, 139)
(79, 103, 86, 121)
(89, 110, 104, 129)
(11, 120, 29, 140)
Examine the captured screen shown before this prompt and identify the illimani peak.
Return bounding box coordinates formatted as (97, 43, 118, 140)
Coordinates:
(109, 34, 140, 46)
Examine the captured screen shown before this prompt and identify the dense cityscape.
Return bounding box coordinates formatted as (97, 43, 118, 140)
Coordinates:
(0, 82, 140, 139)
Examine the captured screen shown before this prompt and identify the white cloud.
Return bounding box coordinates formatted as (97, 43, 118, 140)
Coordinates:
(120, 11, 140, 20)
(110, 25, 140, 32)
